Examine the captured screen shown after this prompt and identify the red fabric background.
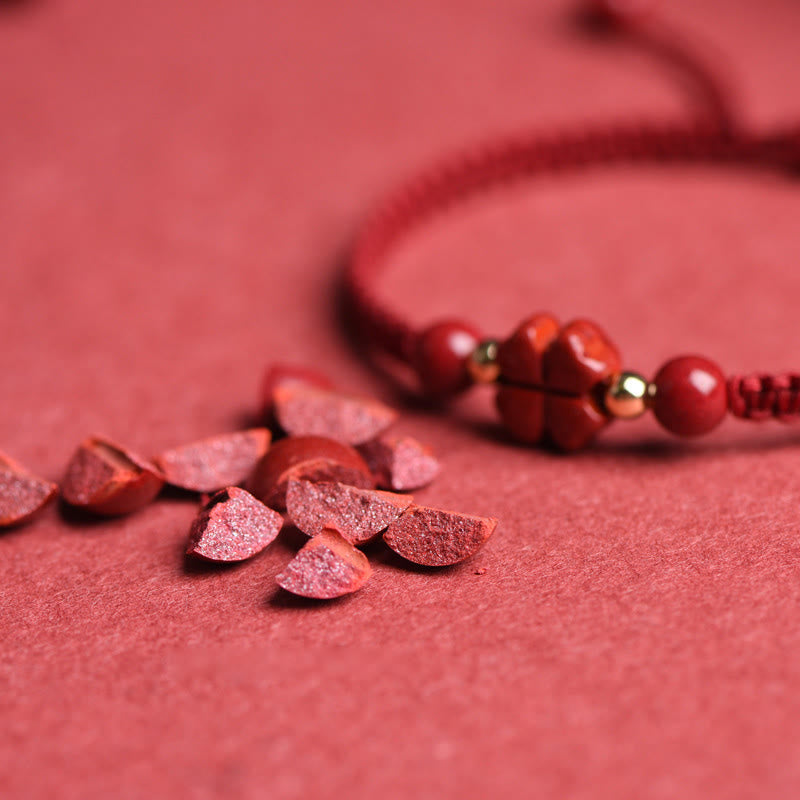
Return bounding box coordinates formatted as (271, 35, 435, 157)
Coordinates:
(2, 1, 800, 797)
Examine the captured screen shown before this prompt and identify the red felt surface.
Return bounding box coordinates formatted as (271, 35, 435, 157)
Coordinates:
(2, 0, 800, 797)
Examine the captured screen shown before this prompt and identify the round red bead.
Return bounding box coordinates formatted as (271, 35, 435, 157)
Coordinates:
(652, 356, 727, 437)
(412, 319, 483, 397)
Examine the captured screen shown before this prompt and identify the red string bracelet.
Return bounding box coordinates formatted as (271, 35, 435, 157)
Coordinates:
(342, 1, 800, 452)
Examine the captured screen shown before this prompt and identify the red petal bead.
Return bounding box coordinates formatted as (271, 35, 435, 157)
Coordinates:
(545, 395, 609, 452)
(652, 356, 727, 437)
(494, 314, 559, 445)
(496, 313, 560, 385)
(495, 386, 546, 444)
(543, 319, 621, 395)
(412, 319, 483, 397)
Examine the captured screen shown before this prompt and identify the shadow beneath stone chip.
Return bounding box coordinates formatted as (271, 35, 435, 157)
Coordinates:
(275, 523, 307, 554)
(181, 545, 252, 576)
(57, 499, 119, 530)
(159, 484, 206, 504)
(370, 544, 464, 576)
(266, 585, 356, 609)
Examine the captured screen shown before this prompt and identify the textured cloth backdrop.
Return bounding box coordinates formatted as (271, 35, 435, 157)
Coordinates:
(2, 1, 800, 798)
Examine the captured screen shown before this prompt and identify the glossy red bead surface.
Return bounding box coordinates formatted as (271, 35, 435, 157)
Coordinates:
(543, 319, 621, 395)
(652, 356, 727, 437)
(494, 315, 619, 449)
(545, 394, 609, 452)
(495, 386, 546, 444)
(496, 313, 560, 385)
(412, 319, 483, 397)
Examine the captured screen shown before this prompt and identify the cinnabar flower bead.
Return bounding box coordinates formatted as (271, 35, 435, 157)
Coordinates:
(412, 319, 483, 397)
(543, 319, 622, 395)
(495, 387, 546, 444)
(545, 394, 610, 452)
(652, 355, 727, 437)
(496, 313, 560, 385)
(495, 316, 620, 450)
(494, 313, 560, 444)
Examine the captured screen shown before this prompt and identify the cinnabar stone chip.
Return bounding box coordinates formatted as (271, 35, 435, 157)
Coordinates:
(0, 452, 57, 527)
(286, 480, 412, 545)
(61, 436, 165, 516)
(248, 435, 373, 510)
(358, 435, 440, 491)
(187, 487, 283, 562)
(259, 363, 334, 421)
(273, 384, 397, 445)
(155, 428, 271, 493)
(276, 527, 372, 599)
(383, 505, 498, 566)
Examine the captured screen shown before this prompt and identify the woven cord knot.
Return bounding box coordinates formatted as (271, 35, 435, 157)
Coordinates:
(727, 374, 800, 421)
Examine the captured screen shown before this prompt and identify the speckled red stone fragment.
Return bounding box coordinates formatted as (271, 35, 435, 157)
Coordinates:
(0, 452, 57, 527)
(187, 487, 283, 562)
(357, 435, 440, 491)
(259, 363, 334, 422)
(61, 436, 165, 516)
(383, 505, 498, 566)
(286, 479, 412, 545)
(154, 428, 271, 493)
(276, 527, 371, 599)
(273, 384, 397, 446)
(248, 435, 373, 510)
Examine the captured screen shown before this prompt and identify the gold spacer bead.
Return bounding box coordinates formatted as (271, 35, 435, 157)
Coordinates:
(604, 371, 651, 420)
(467, 339, 501, 384)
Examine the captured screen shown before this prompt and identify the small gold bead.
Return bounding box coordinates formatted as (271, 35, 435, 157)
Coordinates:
(467, 339, 501, 384)
(604, 371, 650, 419)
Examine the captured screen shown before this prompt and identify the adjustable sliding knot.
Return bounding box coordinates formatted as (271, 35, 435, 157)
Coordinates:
(728, 374, 800, 421)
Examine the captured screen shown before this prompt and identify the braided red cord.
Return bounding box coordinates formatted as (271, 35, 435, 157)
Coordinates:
(342, 4, 800, 429)
(597, 8, 740, 133)
(345, 122, 789, 364)
(728, 375, 800, 421)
